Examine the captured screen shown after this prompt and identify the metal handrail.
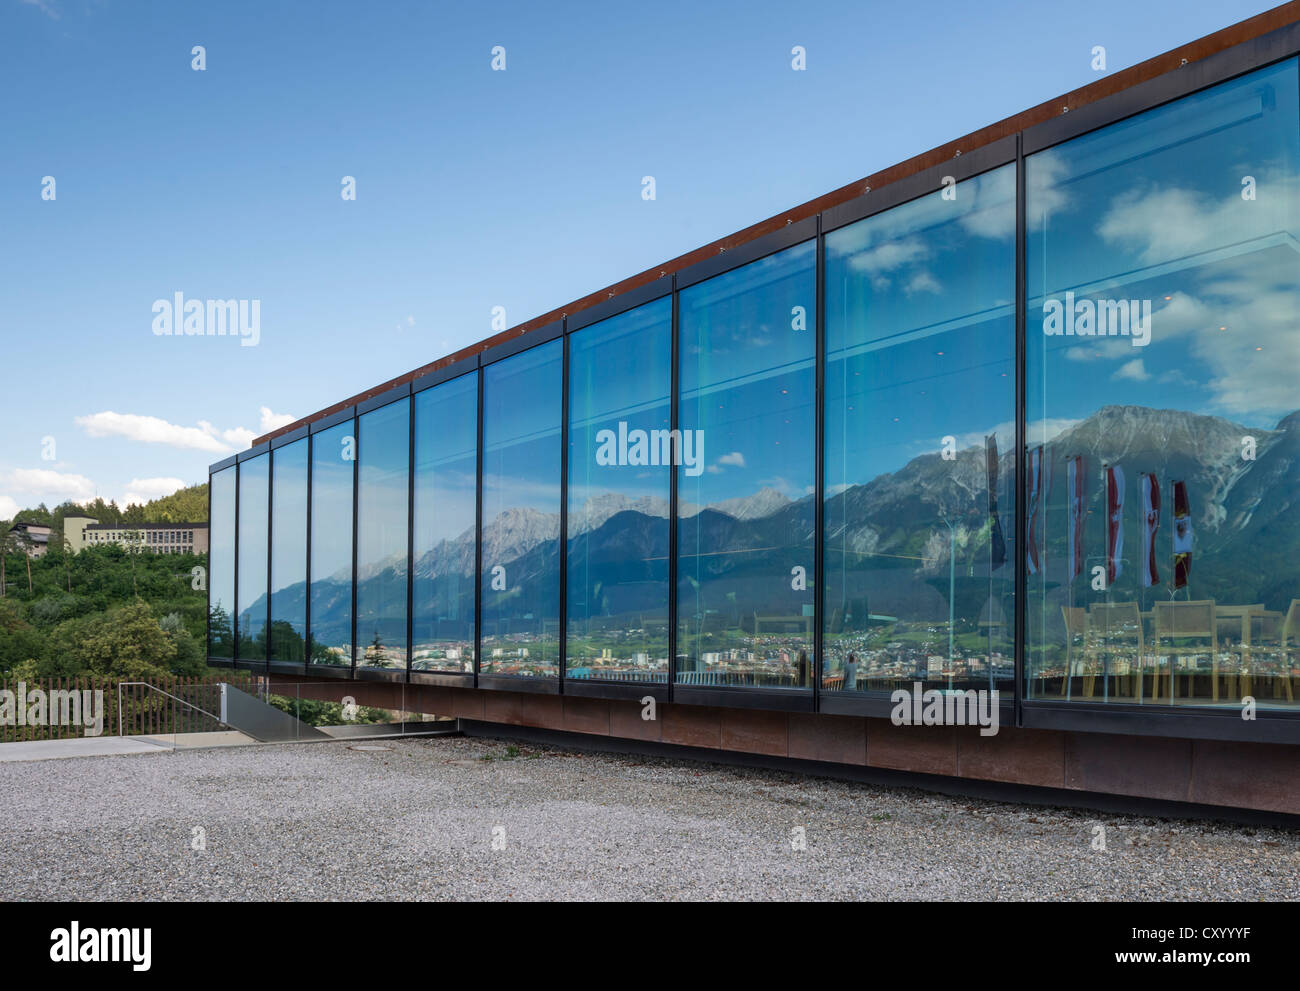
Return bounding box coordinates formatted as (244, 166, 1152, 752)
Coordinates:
(116, 681, 231, 739)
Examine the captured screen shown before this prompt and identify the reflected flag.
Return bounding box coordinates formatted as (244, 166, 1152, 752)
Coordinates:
(986, 434, 1007, 569)
(1106, 465, 1125, 584)
(1026, 445, 1043, 575)
(1140, 472, 1160, 588)
(1067, 455, 1086, 581)
(1173, 479, 1193, 589)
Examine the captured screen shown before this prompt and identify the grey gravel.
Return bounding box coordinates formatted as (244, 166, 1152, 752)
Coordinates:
(0, 735, 1297, 901)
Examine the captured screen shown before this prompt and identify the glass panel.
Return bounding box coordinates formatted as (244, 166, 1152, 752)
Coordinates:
(310, 420, 354, 667)
(269, 438, 308, 662)
(567, 297, 672, 683)
(208, 466, 235, 658)
(823, 164, 1017, 696)
(357, 398, 410, 670)
(236, 454, 269, 661)
(481, 339, 563, 678)
(413, 374, 477, 673)
(677, 242, 817, 689)
(1025, 59, 1300, 709)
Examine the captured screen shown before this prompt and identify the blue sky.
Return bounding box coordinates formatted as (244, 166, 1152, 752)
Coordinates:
(0, 0, 1276, 519)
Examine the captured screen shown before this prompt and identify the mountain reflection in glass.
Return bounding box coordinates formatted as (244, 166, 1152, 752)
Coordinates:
(208, 466, 235, 658)
(481, 340, 563, 678)
(269, 438, 308, 662)
(310, 420, 354, 667)
(823, 165, 1017, 696)
(678, 242, 817, 689)
(413, 374, 477, 673)
(236, 453, 269, 661)
(1025, 59, 1300, 709)
(567, 298, 672, 682)
(356, 398, 409, 670)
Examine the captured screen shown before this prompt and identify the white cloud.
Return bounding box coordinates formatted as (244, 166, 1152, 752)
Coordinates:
(78, 412, 234, 453)
(258, 406, 297, 434)
(76, 410, 283, 453)
(19, 0, 60, 20)
(716, 451, 746, 469)
(122, 477, 188, 507)
(0, 495, 21, 520)
(1112, 358, 1150, 382)
(4, 468, 96, 502)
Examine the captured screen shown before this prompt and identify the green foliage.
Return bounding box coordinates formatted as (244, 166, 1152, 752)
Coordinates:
(265, 695, 389, 727)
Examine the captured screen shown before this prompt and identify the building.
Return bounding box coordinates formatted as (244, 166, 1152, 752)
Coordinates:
(208, 8, 1300, 819)
(6, 522, 51, 557)
(67, 517, 209, 555)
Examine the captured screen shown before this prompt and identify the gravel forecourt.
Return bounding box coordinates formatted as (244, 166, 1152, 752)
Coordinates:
(0, 735, 1296, 901)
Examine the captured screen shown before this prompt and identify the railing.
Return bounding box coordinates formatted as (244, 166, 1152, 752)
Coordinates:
(0, 675, 257, 742)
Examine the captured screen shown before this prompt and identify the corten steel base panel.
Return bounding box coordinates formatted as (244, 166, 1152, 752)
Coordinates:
(266, 675, 1300, 823)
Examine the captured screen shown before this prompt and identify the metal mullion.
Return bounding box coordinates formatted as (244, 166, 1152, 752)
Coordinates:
(1014, 134, 1027, 729)
(265, 449, 273, 670)
(813, 217, 825, 710)
(406, 395, 415, 682)
(206, 473, 213, 659)
(233, 462, 240, 664)
(305, 433, 313, 667)
(350, 413, 358, 677)
(474, 367, 484, 688)
(668, 276, 679, 700)
(559, 323, 569, 692)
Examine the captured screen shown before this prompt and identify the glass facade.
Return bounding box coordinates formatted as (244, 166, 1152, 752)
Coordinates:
(413, 374, 478, 673)
(208, 466, 235, 659)
(567, 297, 672, 683)
(310, 420, 354, 668)
(236, 454, 269, 660)
(357, 398, 410, 670)
(1025, 58, 1300, 710)
(824, 164, 1017, 696)
(481, 340, 563, 678)
(210, 55, 1300, 727)
(269, 439, 308, 662)
(678, 242, 817, 689)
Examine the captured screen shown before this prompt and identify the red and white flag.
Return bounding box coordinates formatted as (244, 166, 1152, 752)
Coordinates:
(1173, 479, 1193, 589)
(1067, 455, 1086, 581)
(1026, 445, 1043, 575)
(1106, 464, 1125, 584)
(1140, 472, 1160, 588)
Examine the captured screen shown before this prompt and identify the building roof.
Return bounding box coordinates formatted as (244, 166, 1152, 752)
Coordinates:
(85, 520, 208, 528)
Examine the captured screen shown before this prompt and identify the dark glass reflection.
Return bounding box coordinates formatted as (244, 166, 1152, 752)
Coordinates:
(357, 398, 409, 670)
(269, 438, 308, 662)
(1026, 59, 1300, 709)
(236, 454, 269, 661)
(413, 375, 477, 672)
(677, 242, 817, 689)
(567, 298, 672, 682)
(208, 466, 235, 658)
(310, 420, 354, 667)
(823, 164, 1017, 696)
(481, 340, 562, 677)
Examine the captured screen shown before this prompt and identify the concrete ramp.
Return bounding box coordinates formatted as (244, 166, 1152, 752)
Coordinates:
(219, 684, 331, 742)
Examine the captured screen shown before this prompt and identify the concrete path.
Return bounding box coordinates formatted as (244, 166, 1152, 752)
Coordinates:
(0, 735, 172, 762)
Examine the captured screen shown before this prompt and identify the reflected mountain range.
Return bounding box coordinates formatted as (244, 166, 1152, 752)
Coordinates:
(252, 405, 1300, 629)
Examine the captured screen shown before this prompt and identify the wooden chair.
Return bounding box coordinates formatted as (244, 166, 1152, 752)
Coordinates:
(1259, 599, 1300, 702)
(1151, 600, 1218, 702)
(1087, 602, 1144, 700)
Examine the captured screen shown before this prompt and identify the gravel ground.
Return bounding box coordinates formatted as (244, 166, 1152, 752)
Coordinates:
(0, 734, 1296, 901)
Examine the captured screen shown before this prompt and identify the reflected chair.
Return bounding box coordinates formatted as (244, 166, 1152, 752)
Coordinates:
(1086, 603, 1144, 700)
(1257, 599, 1300, 702)
(1151, 601, 1218, 702)
(1060, 606, 1090, 698)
